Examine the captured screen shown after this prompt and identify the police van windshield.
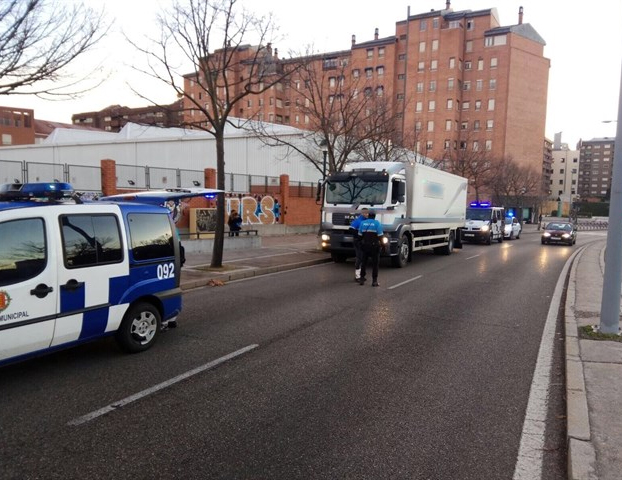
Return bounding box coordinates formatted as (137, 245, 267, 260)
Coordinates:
(325, 177, 388, 205)
(466, 208, 492, 221)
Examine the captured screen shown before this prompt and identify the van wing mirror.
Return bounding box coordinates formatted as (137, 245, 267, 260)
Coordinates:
(391, 181, 406, 204)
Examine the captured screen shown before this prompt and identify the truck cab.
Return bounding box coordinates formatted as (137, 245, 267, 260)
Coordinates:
(462, 202, 505, 244)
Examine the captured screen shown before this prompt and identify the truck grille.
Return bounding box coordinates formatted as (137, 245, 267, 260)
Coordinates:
(332, 212, 358, 226)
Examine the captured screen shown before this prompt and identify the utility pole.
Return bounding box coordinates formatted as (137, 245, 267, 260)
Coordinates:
(599, 61, 622, 334)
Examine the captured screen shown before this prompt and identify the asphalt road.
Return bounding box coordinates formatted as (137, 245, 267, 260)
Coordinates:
(2, 231, 603, 479)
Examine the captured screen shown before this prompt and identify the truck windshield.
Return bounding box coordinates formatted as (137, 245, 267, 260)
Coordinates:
(325, 177, 388, 205)
(466, 208, 492, 221)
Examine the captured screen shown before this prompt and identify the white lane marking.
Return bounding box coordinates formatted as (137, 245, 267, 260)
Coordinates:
(465, 254, 481, 260)
(512, 247, 581, 479)
(387, 275, 423, 290)
(67, 344, 259, 427)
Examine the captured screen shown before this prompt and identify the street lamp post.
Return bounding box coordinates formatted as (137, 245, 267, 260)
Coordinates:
(319, 140, 329, 233)
(599, 62, 622, 335)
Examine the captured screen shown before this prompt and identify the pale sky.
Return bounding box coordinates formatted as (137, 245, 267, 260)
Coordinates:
(3, 0, 621, 148)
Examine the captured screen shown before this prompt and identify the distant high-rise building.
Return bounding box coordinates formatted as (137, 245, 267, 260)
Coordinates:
(551, 137, 579, 203)
(183, 2, 550, 189)
(72, 101, 184, 132)
(578, 138, 616, 200)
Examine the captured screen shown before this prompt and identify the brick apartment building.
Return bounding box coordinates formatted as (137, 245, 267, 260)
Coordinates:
(183, 1, 550, 185)
(0, 107, 35, 145)
(72, 100, 184, 132)
(578, 137, 616, 201)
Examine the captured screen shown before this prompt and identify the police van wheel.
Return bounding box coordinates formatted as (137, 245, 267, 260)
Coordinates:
(116, 302, 161, 353)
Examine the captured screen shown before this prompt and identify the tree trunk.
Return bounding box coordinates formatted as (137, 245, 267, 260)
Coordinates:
(210, 133, 226, 268)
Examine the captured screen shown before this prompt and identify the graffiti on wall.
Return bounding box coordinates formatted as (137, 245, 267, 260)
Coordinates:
(227, 195, 281, 225)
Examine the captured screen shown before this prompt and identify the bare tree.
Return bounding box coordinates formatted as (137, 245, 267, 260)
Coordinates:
(252, 53, 402, 176)
(133, 0, 297, 268)
(440, 134, 496, 201)
(0, 0, 107, 98)
(489, 156, 542, 207)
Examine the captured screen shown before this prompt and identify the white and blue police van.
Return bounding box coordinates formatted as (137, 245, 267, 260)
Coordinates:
(0, 182, 219, 366)
(461, 202, 505, 245)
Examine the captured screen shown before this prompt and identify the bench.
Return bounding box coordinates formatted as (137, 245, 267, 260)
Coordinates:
(228, 229, 258, 236)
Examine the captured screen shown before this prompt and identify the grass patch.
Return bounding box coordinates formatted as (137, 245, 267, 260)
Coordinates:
(579, 325, 622, 342)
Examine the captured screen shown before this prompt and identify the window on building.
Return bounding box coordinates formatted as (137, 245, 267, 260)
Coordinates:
(433, 18, 439, 29)
(432, 39, 439, 51)
(461, 122, 468, 130)
(449, 57, 456, 69)
(476, 79, 483, 91)
(445, 119, 452, 131)
(376, 66, 384, 77)
(353, 69, 360, 78)
(466, 40, 473, 52)
(398, 54, 406, 61)
(397, 93, 405, 100)
(418, 61, 425, 72)
(460, 141, 467, 150)
(473, 120, 480, 130)
(427, 120, 434, 132)
(428, 100, 436, 111)
(467, 19, 474, 30)
(463, 81, 471, 91)
(485, 35, 507, 47)
(2, 134, 12, 145)
(430, 59, 438, 70)
(447, 78, 454, 90)
(486, 119, 494, 129)
(376, 86, 384, 97)
(429, 80, 436, 92)
(489, 79, 497, 90)
(444, 139, 451, 149)
(478, 59, 484, 70)
(367, 48, 374, 58)
(485, 140, 492, 150)
(364, 87, 372, 97)
(365, 68, 373, 78)
(416, 101, 423, 112)
(426, 140, 434, 150)
(417, 82, 424, 93)
(415, 121, 422, 131)
(378, 47, 385, 57)
(490, 57, 498, 68)
(475, 100, 482, 111)
(398, 73, 406, 80)
(446, 98, 453, 109)
(488, 99, 495, 111)
(420, 19, 427, 31)
(419, 41, 426, 53)
(473, 141, 480, 151)
(462, 101, 470, 110)
(464, 60, 472, 70)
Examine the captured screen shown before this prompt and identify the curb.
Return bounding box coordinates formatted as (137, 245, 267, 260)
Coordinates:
(180, 257, 333, 291)
(565, 245, 598, 480)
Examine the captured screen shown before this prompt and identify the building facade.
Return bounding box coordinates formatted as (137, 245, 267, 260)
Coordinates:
(72, 101, 184, 132)
(183, 2, 549, 184)
(0, 106, 35, 145)
(550, 145, 579, 204)
(578, 137, 616, 201)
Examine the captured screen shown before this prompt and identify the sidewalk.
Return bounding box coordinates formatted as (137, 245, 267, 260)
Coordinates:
(179, 233, 332, 290)
(566, 239, 622, 480)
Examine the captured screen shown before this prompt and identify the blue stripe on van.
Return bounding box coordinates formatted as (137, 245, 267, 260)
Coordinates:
(79, 308, 109, 340)
(60, 286, 85, 313)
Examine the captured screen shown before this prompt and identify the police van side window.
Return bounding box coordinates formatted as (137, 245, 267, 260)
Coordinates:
(61, 214, 123, 268)
(128, 213, 174, 261)
(0, 218, 46, 286)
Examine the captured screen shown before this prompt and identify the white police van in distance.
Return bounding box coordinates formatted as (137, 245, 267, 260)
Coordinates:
(461, 202, 505, 245)
(0, 182, 218, 366)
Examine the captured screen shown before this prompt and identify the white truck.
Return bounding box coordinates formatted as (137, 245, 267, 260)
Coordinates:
(319, 162, 468, 267)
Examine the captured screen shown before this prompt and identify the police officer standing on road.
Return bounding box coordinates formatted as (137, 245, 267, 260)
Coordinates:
(358, 209, 383, 287)
(349, 208, 369, 281)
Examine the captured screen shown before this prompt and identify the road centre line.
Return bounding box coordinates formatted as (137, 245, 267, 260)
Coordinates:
(465, 254, 481, 260)
(387, 275, 423, 290)
(512, 246, 582, 479)
(67, 344, 259, 427)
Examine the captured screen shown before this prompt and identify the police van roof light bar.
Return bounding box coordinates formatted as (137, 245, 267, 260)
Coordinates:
(0, 182, 74, 201)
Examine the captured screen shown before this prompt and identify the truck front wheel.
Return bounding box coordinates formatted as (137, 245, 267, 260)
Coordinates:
(392, 235, 410, 268)
(331, 252, 347, 263)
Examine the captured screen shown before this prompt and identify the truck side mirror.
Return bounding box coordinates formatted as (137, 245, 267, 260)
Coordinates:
(391, 181, 406, 204)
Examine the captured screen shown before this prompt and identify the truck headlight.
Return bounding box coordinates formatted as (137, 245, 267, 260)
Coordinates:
(381, 236, 389, 245)
(481, 225, 490, 232)
(321, 234, 330, 241)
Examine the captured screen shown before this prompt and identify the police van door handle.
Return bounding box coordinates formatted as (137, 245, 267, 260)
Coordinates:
(62, 279, 84, 291)
(30, 283, 54, 298)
